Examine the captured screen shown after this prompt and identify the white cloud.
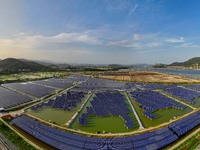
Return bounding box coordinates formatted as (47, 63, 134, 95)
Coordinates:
(133, 34, 140, 40)
(104, 0, 138, 15)
(0, 32, 102, 62)
(165, 37, 184, 43)
(0, 32, 102, 51)
(52, 33, 102, 44)
(174, 42, 200, 48)
(128, 4, 138, 15)
(106, 39, 142, 48)
(137, 49, 163, 54)
(106, 33, 162, 48)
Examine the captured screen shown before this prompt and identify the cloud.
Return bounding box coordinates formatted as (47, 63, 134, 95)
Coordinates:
(137, 49, 163, 54)
(106, 39, 142, 48)
(52, 33, 102, 44)
(0, 32, 102, 49)
(165, 37, 184, 43)
(146, 42, 162, 47)
(133, 34, 140, 40)
(0, 32, 103, 62)
(128, 4, 138, 15)
(174, 42, 200, 48)
(106, 33, 162, 48)
(104, 0, 138, 15)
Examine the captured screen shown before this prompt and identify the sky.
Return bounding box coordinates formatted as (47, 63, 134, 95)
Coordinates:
(0, 0, 200, 64)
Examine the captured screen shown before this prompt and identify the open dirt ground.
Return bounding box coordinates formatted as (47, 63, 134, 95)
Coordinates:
(96, 71, 200, 83)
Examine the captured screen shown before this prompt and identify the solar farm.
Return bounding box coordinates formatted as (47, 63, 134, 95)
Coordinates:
(1, 73, 200, 149)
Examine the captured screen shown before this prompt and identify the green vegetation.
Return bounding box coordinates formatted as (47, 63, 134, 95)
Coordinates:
(70, 93, 139, 133)
(26, 95, 88, 126)
(0, 58, 57, 74)
(127, 93, 193, 128)
(174, 129, 200, 150)
(173, 97, 200, 108)
(0, 72, 70, 84)
(170, 57, 200, 67)
(153, 63, 167, 68)
(0, 120, 36, 150)
(160, 90, 200, 108)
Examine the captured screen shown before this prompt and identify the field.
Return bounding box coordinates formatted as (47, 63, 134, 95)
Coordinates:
(26, 94, 88, 126)
(70, 93, 139, 133)
(96, 71, 200, 83)
(2, 73, 200, 149)
(0, 72, 70, 83)
(127, 93, 193, 128)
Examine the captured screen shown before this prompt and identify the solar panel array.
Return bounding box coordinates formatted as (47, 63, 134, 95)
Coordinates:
(184, 84, 200, 91)
(32, 78, 73, 89)
(2, 82, 56, 98)
(12, 115, 179, 150)
(73, 77, 177, 92)
(125, 82, 176, 91)
(83, 92, 135, 129)
(0, 87, 32, 108)
(169, 110, 200, 136)
(31, 91, 86, 111)
(73, 78, 128, 92)
(163, 87, 200, 104)
(68, 74, 89, 82)
(130, 91, 185, 119)
(79, 107, 95, 125)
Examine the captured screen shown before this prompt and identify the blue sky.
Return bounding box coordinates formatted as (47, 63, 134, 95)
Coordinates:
(0, 0, 200, 64)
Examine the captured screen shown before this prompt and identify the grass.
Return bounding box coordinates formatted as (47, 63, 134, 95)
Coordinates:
(0, 120, 36, 150)
(127, 93, 193, 128)
(26, 95, 88, 126)
(174, 129, 200, 150)
(0, 72, 70, 84)
(159, 89, 200, 108)
(175, 97, 200, 108)
(70, 92, 139, 133)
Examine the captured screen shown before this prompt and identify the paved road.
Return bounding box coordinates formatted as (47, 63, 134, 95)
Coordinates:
(66, 93, 92, 126)
(124, 92, 144, 129)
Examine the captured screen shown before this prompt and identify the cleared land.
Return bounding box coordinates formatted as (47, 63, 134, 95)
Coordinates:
(96, 71, 200, 83)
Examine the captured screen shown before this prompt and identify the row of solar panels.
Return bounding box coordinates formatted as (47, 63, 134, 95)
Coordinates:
(0, 76, 86, 109)
(130, 90, 186, 120)
(13, 111, 200, 150)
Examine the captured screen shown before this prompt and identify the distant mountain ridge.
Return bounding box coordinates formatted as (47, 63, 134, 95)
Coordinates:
(0, 58, 53, 74)
(170, 57, 200, 66)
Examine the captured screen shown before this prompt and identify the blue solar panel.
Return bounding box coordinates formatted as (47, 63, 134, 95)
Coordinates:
(163, 87, 200, 103)
(0, 87, 32, 108)
(169, 110, 200, 136)
(31, 91, 86, 111)
(130, 90, 184, 120)
(12, 115, 179, 150)
(3, 82, 56, 97)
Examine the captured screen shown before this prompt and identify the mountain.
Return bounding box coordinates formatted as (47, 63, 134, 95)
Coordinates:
(170, 57, 200, 66)
(0, 58, 54, 74)
(19, 58, 56, 66)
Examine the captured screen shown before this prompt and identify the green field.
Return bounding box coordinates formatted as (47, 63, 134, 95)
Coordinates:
(159, 90, 200, 108)
(127, 93, 193, 128)
(173, 97, 200, 108)
(26, 94, 88, 126)
(70, 92, 139, 133)
(26, 90, 195, 133)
